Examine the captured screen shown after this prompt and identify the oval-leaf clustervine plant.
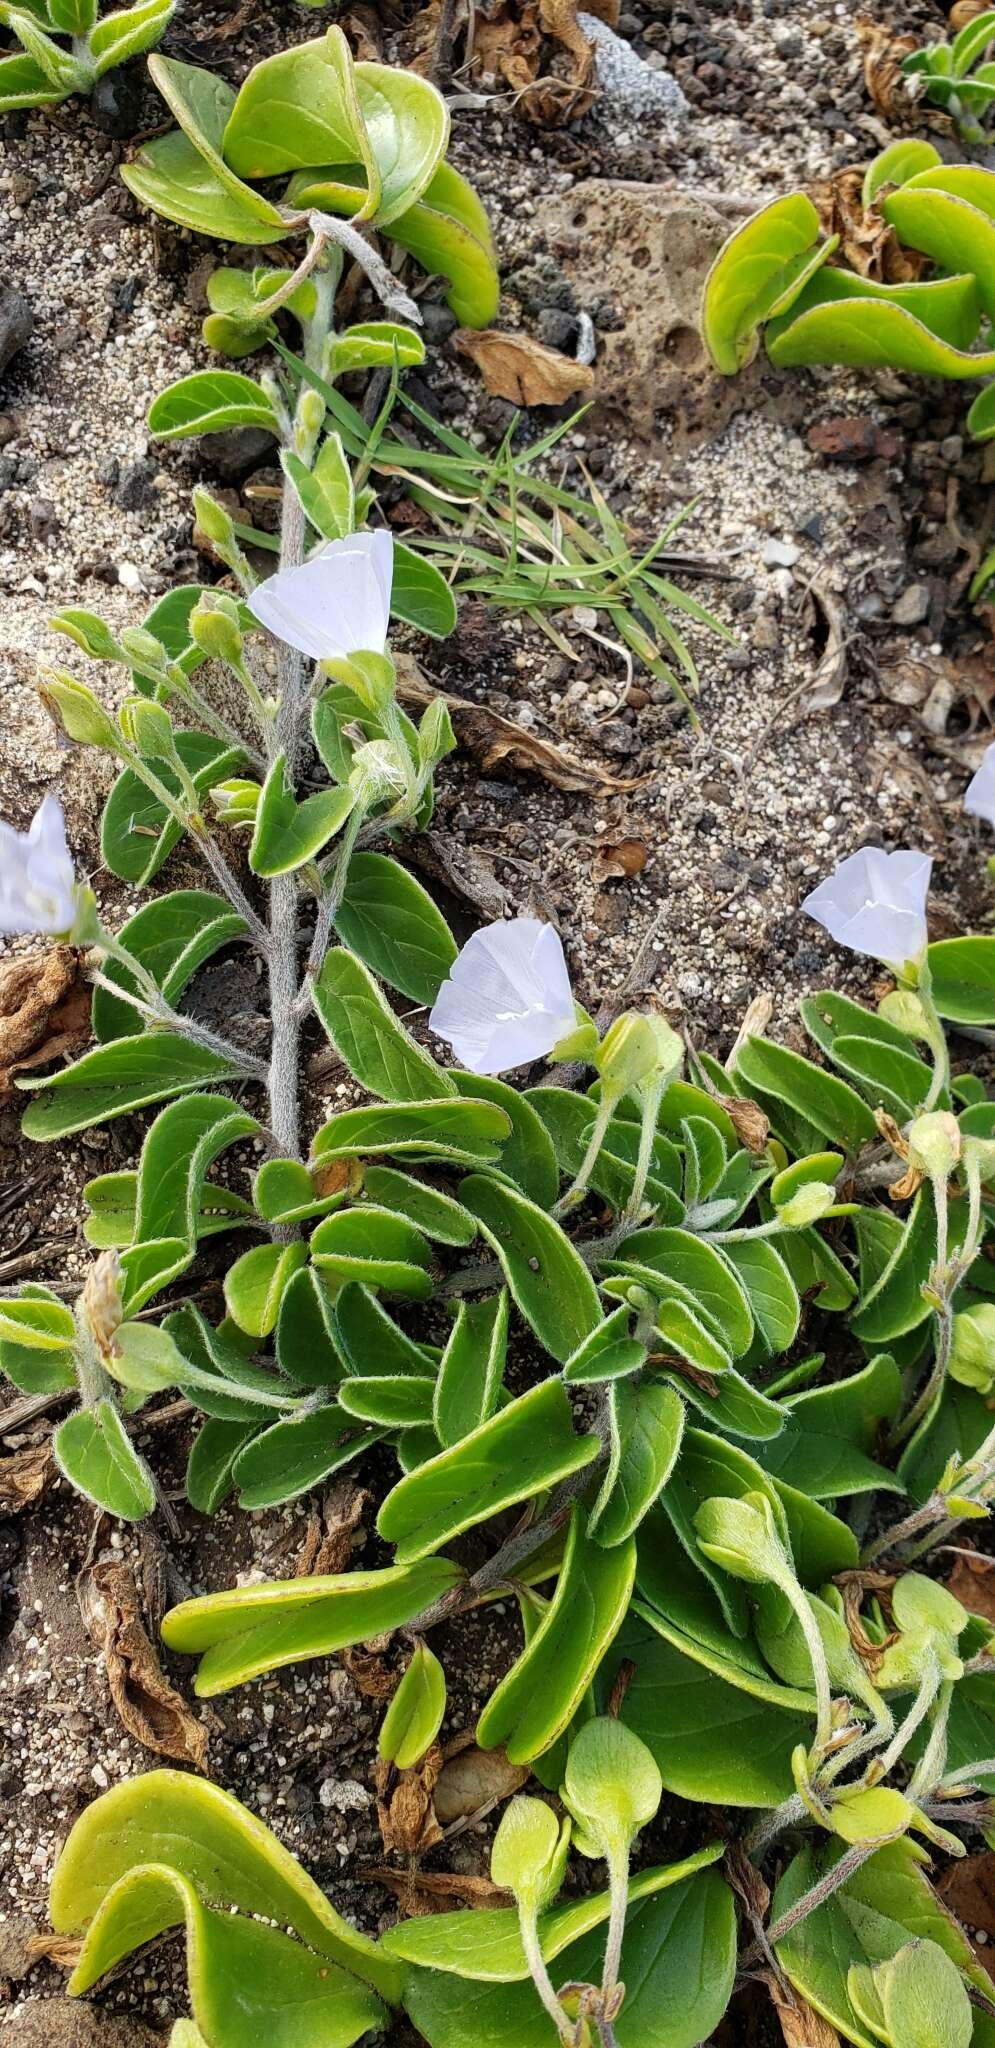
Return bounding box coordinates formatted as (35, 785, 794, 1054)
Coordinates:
(0, 0, 173, 113)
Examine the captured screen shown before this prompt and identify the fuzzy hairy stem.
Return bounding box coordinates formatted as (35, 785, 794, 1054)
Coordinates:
(408, 1454, 607, 1634)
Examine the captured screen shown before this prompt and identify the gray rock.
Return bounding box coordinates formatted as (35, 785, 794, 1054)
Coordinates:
(29, 497, 59, 540)
(91, 63, 144, 137)
(536, 308, 578, 351)
(578, 12, 687, 122)
(0, 285, 33, 378)
(421, 300, 457, 344)
(115, 459, 158, 512)
(200, 425, 277, 482)
(892, 583, 931, 626)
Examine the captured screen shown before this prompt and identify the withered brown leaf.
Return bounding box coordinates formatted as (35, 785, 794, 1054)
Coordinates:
(80, 1559, 208, 1771)
(364, 1867, 512, 1916)
(0, 1440, 55, 1513)
(855, 14, 923, 124)
(433, 1742, 530, 1823)
(761, 1972, 842, 2048)
(0, 946, 90, 1103)
(809, 167, 925, 283)
(454, 326, 594, 406)
(374, 1743, 444, 1856)
(590, 836, 648, 883)
(297, 1481, 368, 1577)
(395, 656, 648, 794)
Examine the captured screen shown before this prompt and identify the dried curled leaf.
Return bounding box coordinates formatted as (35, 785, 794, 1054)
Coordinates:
(415, 0, 617, 124)
(590, 836, 648, 883)
(0, 1440, 55, 1513)
(808, 167, 925, 283)
(395, 657, 647, 794)
(365, 1867, 512, 1917)
(454, 325, 594, 405)
(80, 1559, 208, 1771)
(374, 1741, 444, 1856)
(719, 1095, 770, 1155)
(297, 1481, 368, 1577)
(855, 14, 923, 122)
(761, 1972, 842, 2048)
(0, 946, 90, 1103)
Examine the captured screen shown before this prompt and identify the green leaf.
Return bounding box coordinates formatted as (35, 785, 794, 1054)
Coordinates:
(379, 1639, 446, 1767)
(755, 1354, 903, 1499)
(282, 433, 354, 541)
(149, 369, 278, 440)
(275, 1266, 345, 1386)
(249, 753, 354, 876)
(377, 1378, 600, 1563)
(850, 1186, 937, 1344)
(434, 1289, 508, 1445)
(0, 1286, 77, 1394)
(254, 1158, 347, 1226)
(721, 1238, 800, 1354)
(91, 889, 247, 1043)
(338, 1374, 436, 1426)
(313, 947, 456, 1100)
(733, 1035, 876, 1150)
(233, 1411, 378, 1510)
(310, 1205, 433, 1299)
(47, 0, 94, 30)
(0, 51, 69, 108)
(334, 1281, 440, 1378)
(53, 1401, 156, 1521)
(88, 0, 175, 77)
(460, 1174, 603, 1362)
(132, 1092, 256, 1241)
(123, 125, 290, 244)
(333, 851, 457, 1003)
(862, 138, 943, 205)
(224, 1241, 308, 1337)
(882, 182, 995, 324)
(476, 1506, 636, 1762)
(352, 57, 450, 224)
(50, 1767, 401, 2000)
(563, 1304, 646, 1385)
(362, 1167, 476, 1247)
(591, 1380, 685, 1546)
(774, 1838, 988, 2048)
(401, 1868, 735, 2048)
(386, 1849, 720, 1981)
(391, 540, 458, 637)
(18, 1034, 240, 1142)
(528, 1086, 683, 1215)
(365, 161, 500, 326)
(927, 936, 995, 1022)
(222, 30, 375, 186)
(101, 733, 245, 885)
(85, 1171, 253, 1251)
(331, 320, 425, 373)
(186, 1417, 259, 1513)
(701, 193, 827, 373)
(603, 1225, 754, 1356)
(616, 1613, 809, 1806)
(65, 1866, 386, 2048)
(454, 1073, 559, 1208)
(312, 1096, 508, 1166)
(161, 1555, 462, 1694)
(766, 264, 993, 374)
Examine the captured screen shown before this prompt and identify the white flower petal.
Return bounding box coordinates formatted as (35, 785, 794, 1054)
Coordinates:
(247, 530, 394, 663)
(429, 918, 576, 1075)
(802, 845, 931, 967)
(0, 794, 76, 937)
(965, 743, 995, 828)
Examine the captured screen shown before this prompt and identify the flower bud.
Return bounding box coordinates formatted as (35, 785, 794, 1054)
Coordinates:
(50, 608, 123, 663)
(907, 1111, 961, 1182)
(189, 596, 245, 670)
(211, 778, 261, 828)
(327, 649, 396, 716)
(38, 670, 119, 750)
(950, 1301, 995, 1392)
(192, 485, 237, 551)
(694, 1490, 788, 1586)
(775, 1180, 837, 1227)
(417, 697, 456, 774)
(348, 738, 408, 805)
(80, 1250, 123, 1357)
(119, 627, 168, 677)
(560, 1717, 661, 1862)
(296, 388, 326, 446)
(118, 697, 175, 761)
(491, 1795, 570, 1913)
